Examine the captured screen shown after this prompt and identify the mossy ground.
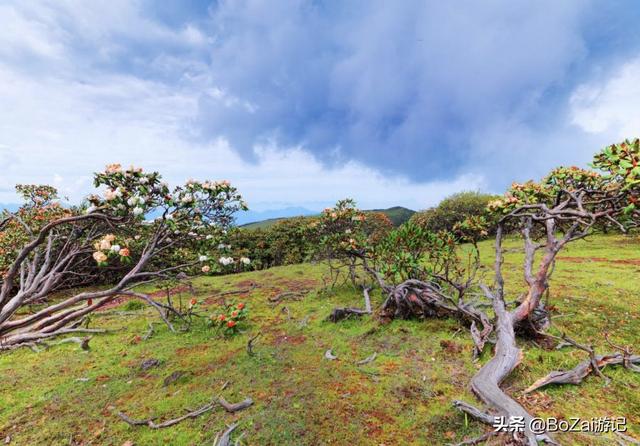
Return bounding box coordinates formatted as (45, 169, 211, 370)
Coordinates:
(0, 234, 638, 445)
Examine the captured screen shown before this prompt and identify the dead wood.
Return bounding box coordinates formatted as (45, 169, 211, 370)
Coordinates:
(355, 352, 377, 366)
(324, 349, 337, 360)
(328, 286, 373, 322)
(213, 422, 239, 446)
(117, 397, 252, 430)
(268, 291, 304, 303)
(526, 353, 640, 393)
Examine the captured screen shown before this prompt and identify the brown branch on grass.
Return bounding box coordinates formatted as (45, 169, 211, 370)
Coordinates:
(525, 352, 640, 393)
(268, 291, 305, 303)
(355, 352, 377, 366)
(117, 396, 253, 429)
(219, 283, 258, 297)
(327, 286, 373, 322)
(452, 429, 500, 446)
(213, 422, 239, 446)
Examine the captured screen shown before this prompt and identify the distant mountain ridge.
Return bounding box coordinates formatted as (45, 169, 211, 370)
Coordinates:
(239, 206, 415, 229)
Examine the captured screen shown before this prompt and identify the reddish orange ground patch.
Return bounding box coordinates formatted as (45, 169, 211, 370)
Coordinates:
(557, 256, 640, 265)
(272, 333, 307, 345)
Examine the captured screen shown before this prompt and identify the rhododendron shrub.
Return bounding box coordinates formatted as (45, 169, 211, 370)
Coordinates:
(0, 185, 73, 274)
(371, 218, 485, 290)
(592, 138, 640, 228)
(0, 164, 246, 349)
(313, 199, 368, 287)
(210, 302, 248, 335)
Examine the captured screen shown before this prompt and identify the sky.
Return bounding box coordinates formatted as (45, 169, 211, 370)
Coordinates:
(1, 0, 640, 213)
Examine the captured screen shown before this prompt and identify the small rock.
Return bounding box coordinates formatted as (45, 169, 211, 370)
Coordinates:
(140, 358, 160, 371)
(324, 349, 338, 360)
(163, 370, 187, 387)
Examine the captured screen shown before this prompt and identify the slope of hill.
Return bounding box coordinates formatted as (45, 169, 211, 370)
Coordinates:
(1, 234, 637, 445)
(240, 206, 415, 229)
(369, 206, 415, 226)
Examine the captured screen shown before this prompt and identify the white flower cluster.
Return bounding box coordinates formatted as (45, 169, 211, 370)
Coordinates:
(104, 187, 123, 201)
(218, 256, 234, 266)
(240, 257, 251, 265)
(199, 255, 208, 262)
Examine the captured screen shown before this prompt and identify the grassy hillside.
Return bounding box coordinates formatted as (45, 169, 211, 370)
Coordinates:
(240, 206, 415, 229)
(0, 234, 638, 445)
(368, 206, 415, 226)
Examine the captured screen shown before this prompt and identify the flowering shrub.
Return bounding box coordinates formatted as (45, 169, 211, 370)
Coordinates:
(0, 185, 73, 274)
(592, 138, 640, 218)
(410, 191, 499, 237)
(210, 302, 248, 335)
(92, 233, 132, 266)
(0, 163, 248, 348)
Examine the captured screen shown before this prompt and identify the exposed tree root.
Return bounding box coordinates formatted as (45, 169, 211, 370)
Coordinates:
(117, 396, 252, 429)
(454, 268, 560, 446)
(381, 279, 493, 357)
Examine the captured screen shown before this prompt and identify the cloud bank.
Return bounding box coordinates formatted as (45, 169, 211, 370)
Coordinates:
(1, 0, 640, 211)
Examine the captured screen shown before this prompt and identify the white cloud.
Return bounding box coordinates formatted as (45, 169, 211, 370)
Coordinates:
(0, 56, 482, 210)
(570, 57, 640, 138)
(0, 0, 489, 211)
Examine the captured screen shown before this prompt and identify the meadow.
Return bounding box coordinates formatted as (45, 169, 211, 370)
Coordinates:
(1, 233, 638, 445)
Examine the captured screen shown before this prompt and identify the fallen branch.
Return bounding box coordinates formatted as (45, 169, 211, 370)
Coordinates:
(218, 397, 253, 413)
(452, 429, 500, 446)
(327, 307, 370, 322)
(50, 336, 92, 351)
(355, 352, 377, 366)
(117, 396, 253, 429)
(324, 349, 337, 360)
(268, 291, 304, 303)
(142, 322, 156, 341)
(220, 284, 257, 297)
(327, 286, 373, 322)
(526, 352, 640, 393)
(213, 422, 239, 446)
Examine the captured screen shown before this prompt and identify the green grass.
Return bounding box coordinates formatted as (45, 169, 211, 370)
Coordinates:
(0, 234, 638, 445)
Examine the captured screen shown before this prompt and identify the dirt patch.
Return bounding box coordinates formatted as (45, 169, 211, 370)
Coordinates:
(175, 344, 210, 355)
(236, 279, 258, 288)
(272, 333, 307, 346)
(557, 256, 640, 265)
(267, 278, 318, 299)
(439, 339, 463, 354)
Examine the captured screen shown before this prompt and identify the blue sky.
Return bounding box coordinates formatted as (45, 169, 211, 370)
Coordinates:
(1, 1, 640, 212)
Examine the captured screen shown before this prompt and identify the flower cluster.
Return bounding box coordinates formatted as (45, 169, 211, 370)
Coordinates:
(219, 256, 234, 266)
(544, 166, 603, 194)
(210, 302, 247, 335)
(486, 181, 552, 214)
(92, 234, 130, 265)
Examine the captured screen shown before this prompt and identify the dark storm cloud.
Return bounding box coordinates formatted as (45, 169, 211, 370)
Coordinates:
(191, 0, 640, 188)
